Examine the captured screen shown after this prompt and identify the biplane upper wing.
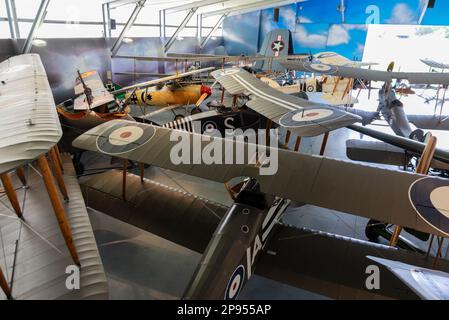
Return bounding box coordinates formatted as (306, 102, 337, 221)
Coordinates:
(211, 68, 360, 136)
(73, 120, 449, 238)
(280, 60, 449, 85)
(74, 70, 115, 110)
(0, 53, 62, 174)
(111, 67, 215, 95)
(420, 58, 449, 70)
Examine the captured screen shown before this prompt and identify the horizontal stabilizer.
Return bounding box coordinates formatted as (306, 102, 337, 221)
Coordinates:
(348, 124, 449, 165)
(346, 139, 410, 166)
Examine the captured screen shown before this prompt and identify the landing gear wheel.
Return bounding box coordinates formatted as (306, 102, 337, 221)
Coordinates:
(191, 108, 202, 115)
(174, 114, 185, 121)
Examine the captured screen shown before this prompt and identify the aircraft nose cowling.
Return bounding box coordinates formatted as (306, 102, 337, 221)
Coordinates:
(200, 85, 212, 96)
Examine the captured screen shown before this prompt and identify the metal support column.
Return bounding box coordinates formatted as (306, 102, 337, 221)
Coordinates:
(5, 0, 20, 39)
(196, 13, 202, 42)
(102, 3, 108, 38)
(111, 0, 146, 57)
(164, 7, 198, 53)
(22, 0, 50, 54)
(200, 13, 226, 50)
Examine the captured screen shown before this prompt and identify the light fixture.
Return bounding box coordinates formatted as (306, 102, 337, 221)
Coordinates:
(123, 37, 133, 44)
(211, 36, 217, 40)
(177, 36, 184, 40)
(32, 39, 47, 47)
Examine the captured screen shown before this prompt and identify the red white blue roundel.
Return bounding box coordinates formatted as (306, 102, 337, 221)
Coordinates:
(225, 265, 245, 300)
(409, 177, 449, 236)
(303, 62, 338, 75)
(96, 122, 156, 155)
(279, 108, 335, 127)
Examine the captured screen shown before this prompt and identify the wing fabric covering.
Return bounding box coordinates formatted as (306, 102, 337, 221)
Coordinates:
(73, 120, 449, 237)
(0, 54, 62, 174)
(280, 60, 449, 85)
(211, 69, 360, 137)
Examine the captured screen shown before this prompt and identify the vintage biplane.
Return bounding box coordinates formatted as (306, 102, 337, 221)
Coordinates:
(73, 113, 449, 299)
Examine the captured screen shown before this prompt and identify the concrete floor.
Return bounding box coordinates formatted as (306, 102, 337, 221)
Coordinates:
(75, 89, 449, 299)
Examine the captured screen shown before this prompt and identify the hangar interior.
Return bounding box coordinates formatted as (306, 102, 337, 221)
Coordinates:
(1, 0, 449, 300)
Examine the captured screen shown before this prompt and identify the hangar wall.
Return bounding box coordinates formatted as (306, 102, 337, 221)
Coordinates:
(0, 36, 224, 103)
(222, 0, 447, 59)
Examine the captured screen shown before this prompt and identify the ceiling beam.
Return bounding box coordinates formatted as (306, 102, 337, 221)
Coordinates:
(22, 0, 50, 54)
(164, 7, 197, 52)
(201, 0, 305, 18)
(200, 13, 227, 50)
(111, 0, 146, 56)
(165, 0, 232, 14)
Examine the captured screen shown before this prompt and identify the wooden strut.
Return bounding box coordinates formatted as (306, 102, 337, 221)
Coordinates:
(140, 163, 145, 183)
(390, 135, 437, 248)
(37, 155, 80, 266)
(122, 159, 128, 200)
(53, 145, 64, 173)
(0, 173, 23, 219)
(265, 120, 273, 146)
(332, 77, 341, 95)
(319, 132, 330, 156)
(220, 85, 225, 104)
(433, 237, 445, 268)
(0, 265, 12, 299)
(15, 166, 27, 187)
(284, 130, 291, 148)
(294, 136, 302, 152)
(49, 148, 69, 201)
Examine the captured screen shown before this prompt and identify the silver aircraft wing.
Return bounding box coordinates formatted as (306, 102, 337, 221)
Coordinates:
(211, 68, 360, 137)
(281, 60, 449, 85)
(0, 54, 62, 174)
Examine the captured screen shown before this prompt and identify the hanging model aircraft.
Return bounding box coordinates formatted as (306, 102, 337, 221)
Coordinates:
(209, 68, 361, 137)
(73, 118, 449, 300)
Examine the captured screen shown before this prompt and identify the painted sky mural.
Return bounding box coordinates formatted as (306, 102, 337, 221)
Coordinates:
(222, 0, 445, 60)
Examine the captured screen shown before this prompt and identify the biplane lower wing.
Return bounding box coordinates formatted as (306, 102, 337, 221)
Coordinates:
(257, 224, 449, 299)
(367, 256, 449, 300)
(73, 120, 449, 238)
(81, 170, 449, 299)
(211, 69, 360, 137)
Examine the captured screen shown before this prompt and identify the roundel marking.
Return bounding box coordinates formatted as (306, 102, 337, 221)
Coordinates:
(280, 108, 335, 127)
(96, 122, 156, 155)
(303, 62, 338, 75)
(307, 85, 315, 92)
(202, 120, 218, 134)
(225, 265, 245, 300)
(409, 177, 449, 236)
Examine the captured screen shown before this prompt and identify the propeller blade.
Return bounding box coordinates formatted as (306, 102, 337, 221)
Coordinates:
(195, 93, 208, 108)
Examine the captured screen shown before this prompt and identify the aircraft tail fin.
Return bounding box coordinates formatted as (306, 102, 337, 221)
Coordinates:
(254, 28, 292, 71)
